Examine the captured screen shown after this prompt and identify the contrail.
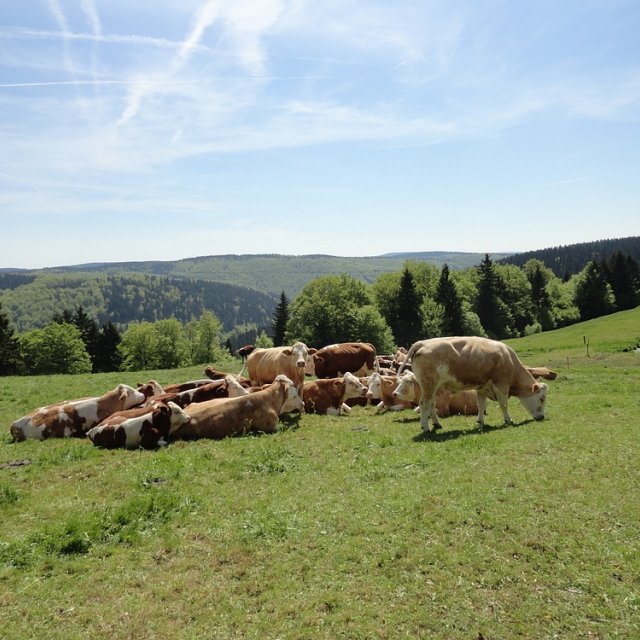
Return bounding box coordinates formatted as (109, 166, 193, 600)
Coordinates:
(118, 0, 220, 126)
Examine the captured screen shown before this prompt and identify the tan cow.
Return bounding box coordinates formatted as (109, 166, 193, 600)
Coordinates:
(86, 401, 191, 449)
(393, 371, 479, 417)
(399, 336, 547, 433)
(175, 375, 304, 440)
(303, 372, 368, 415)
(10, 384, 146, 441)
(245, 341, 310, 396)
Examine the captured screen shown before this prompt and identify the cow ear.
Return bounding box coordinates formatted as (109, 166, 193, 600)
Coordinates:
(532, 383, 541, 393)
(308, 348, 318, 355)
(333, 379, 342, 391)
(282, 348, 293, 356)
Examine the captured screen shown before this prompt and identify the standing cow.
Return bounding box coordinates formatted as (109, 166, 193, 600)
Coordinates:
(399, 336, 547, 434)
(305, 342, 377, 378)
(245, 341, 310, 396)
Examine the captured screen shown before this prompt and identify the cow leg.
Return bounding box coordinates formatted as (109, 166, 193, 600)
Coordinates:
(419, 395, 441, 433)
(476, 395, 488, 429)
(341, 403, 352, 413)
(495, 390, 512, 425)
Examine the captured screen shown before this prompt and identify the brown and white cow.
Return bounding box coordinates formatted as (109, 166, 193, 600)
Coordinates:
(137, 380, 165, 399)
(86, 401, 191, 449)
(175, 375, 304, 440)
(393, 371, 480, 418)
(366, 373, 415, 412)
(245, 342, 310, 396)
(10, 384, 146, 441)
(203, 366, 252, 387)
(399, 336, 547, 433)
(163, 379, 220, 394)
(305, 342, 377, 379)
(303, 372, 368, 415)
(145, 376, 249, 408)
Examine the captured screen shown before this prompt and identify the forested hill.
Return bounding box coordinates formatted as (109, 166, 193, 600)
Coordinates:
(498, 236, 640, 277)
(26, 252, 510, 298)
(0, 273, 277, 333)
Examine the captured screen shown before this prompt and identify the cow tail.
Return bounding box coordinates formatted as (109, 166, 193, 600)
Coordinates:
(237, 362, 248, 378)
(396, 342, 419, 377)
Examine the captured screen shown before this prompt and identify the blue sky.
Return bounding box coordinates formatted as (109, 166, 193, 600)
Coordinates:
(1, 1, 638, 269)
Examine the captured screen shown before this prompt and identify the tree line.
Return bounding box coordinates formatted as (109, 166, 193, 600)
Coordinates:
(1, 251, 638, 375)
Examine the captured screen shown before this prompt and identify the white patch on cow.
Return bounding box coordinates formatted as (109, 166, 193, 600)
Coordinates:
(225, 375, 249, 397)
(326, 406, 341, 415)
(167, 401, 191, 433)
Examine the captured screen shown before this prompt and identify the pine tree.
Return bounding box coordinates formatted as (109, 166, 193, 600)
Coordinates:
(435, 264, 465, 336)
(392, 267, 423, 347)
(93, 321, 122, 372)
(606, 251, 640, 311)
(529, 264, 554, 330)
(475, 254, 512, 339)
(575, 261, 615, 320)
(0, 302, 21, 375)
(271, 291, 289, 347)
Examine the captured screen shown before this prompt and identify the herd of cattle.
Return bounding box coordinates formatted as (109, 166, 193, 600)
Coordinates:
(8, 337, 557, 449)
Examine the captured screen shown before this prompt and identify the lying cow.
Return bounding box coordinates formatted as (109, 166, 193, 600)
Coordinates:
(526, 366, 558, 381)
(393, 371, 479, 417)
(10, 384, 146, 441)
(366, 373, 415, 412)
(86, 401, 191, 449)
(399, 336, 547, 433)
(245, 341, 310, 396)
(203, 366, 252, 387)
(163, 378, 221, 394)
(145, 376, 249, 408)
(175, 375, 304, 439)
(137, 380, 165, 398)
(303, 372, 368, 415)
(306, 342, 377, 378)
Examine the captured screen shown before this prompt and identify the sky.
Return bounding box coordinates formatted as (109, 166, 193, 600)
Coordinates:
(1, 1, 639, 269)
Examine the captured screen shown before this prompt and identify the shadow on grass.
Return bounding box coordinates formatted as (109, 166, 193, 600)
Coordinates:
(409, 417, 539, 443)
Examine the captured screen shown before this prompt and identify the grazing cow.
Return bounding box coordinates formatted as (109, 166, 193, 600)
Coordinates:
(236, 344, 256, 362)
(175, 375, 304, 440)
(10, 384, 146, 441)
(399, 336, 547, 433)
(305, 342, 377, 379)
(393, 371, 479, 417)
(87, 401, 191, 449)
(245, 342, 310, 395)
(303, 372, 368, 415)
(145, 376, 249, 409)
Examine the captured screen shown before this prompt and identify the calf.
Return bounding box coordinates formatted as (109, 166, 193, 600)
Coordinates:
(10, 384, 146, 441)
(303, 372, 368, 415)
(175, 375, 304, 439)
(87, 401, 191, 449)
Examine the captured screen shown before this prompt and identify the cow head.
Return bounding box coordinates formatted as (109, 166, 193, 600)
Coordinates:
(342, 372, 367, 400)
(519, 383, 547, 421)
(224, 375, 249, 397)
(366, 372, 383, 401)
(137, 380, 165, 398)
(118, 384, 146, 408)
(392, 371, 418, 402)
(288, 341, 309, 369)
(166, 401, 192, 433)
(274, 375, 304, 413)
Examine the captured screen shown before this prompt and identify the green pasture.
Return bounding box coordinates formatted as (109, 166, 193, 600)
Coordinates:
(1, 311, 639, 639)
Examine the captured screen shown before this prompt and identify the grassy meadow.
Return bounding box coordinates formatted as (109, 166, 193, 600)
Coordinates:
(1, 310, 639, 639)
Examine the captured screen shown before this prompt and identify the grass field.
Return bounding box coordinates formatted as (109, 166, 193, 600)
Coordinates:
(1, 310, 639, 639)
